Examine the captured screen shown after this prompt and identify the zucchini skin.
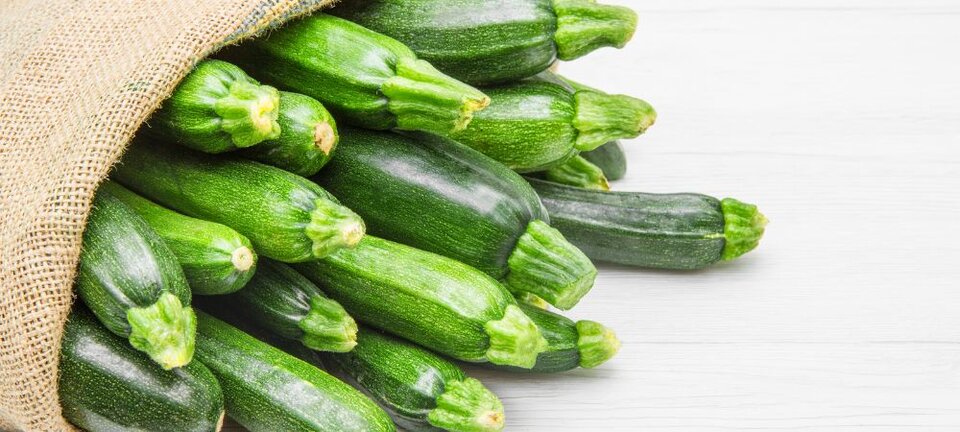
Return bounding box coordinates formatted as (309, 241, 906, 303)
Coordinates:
(222, 13, 488, 135)
(100, 181, 257, 295)
(528, 178, 767, 269)
(148, 59, 281, 153)
(295, 236, 548, 368)
(331, 0, 638, 85)
(581, 140, 627, 181)
(241, 91, 338, 177)
(325, 327, 505, 432)
(113, 139, 365, 263)
(59, 307, 224, 432)
(77, 189, 196, 369)
(194, 311, 395, 432)
(223, 258, 358, 352)
(315, 128, 544, 278)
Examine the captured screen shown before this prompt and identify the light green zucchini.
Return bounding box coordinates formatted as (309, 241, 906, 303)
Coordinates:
(240, 91, 338, 177)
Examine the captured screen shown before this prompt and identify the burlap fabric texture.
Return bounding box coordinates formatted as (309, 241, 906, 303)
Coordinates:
(0, 1, 336, 430)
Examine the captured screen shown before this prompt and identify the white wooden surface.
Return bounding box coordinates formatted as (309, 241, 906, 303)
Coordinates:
(227, 0, 960, 430)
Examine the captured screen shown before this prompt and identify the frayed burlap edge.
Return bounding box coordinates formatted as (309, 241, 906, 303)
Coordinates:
(0, 1, 336, 430)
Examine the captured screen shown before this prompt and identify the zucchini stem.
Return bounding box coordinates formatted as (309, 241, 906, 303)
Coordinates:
(214, 80, 282, 148)
(427, 378, 506, 432)
(720, 198, 768, 261)
(382, 57, 490, 134)
(126, 292, 197, 370)
(552, 0, 638, 60)
(573, 90, 656, 151)
(305, 198, 366, 259)
(541, 155, 610, 191)
(483, 304, 548, 368)
(515, 292, 551, 310)
(575, 320, 621, 368)
(299, 295, 359, 352)
(314, 121, 337, 155)
(231, 246, 256, 272)
(504, 220, 597, 310)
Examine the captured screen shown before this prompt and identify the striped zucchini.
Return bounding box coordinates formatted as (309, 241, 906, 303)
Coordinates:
(113, 139, 364, 262)
(315, 129, 596, 310)
(528, 178, 768, 269)
(59, 306, 224, 432)
(194, 311, 395, 432)
(325, 327, 505, 432)
(241, 91, 339, 177)
(331, 0, 638, 85)
(295, 236, 549, 369)
(77, 189, 195, 369)
(221, 13, 489, 135)
(100, 181, 256, 295)
(147, 59, 280, 153)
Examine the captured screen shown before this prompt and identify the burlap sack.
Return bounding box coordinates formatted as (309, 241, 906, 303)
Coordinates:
(0, 1, 337, 430)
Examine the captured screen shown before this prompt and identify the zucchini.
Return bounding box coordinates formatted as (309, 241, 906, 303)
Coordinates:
(528, 178, 768, 269)
(325, 327, 505, 432)
(331, 0, 638, 85)
(240, 91, 338, 177)
(295, 236, 549, 369)
(194, 311, 395, 432)
(532, 155, 610, 190)
(221, 13, 489, 135)
(493, 303, 619, 373)
(449, 75, 656, 172)
(146, 59, 280, 153)
(220, 258, 358, 352)
(77, 189, 196, 369)
(59, 307, 224, 432)
(581, 140, 627, 181)
(113, 139, 365, 262)
(315, 129, 596, 310)
(100, 181, 257, 295)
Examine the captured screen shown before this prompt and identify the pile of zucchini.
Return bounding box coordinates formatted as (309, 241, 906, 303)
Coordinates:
(63, 2, 767, 431)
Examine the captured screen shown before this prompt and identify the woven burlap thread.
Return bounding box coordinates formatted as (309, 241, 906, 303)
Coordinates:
(0, 1, 335, 430)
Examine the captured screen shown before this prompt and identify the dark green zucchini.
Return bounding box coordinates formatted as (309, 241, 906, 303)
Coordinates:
(101, 181, 257, 296)
(146, 59, 281, 153)
(532, 154, 610, 190)
(113, 139, 364, 262)
(59, 307, 224, 432)
(331, 0, 638, 85)
(325, 327, 505, 432)
(449, 76, 655, 172)
(295, 236, 548, 368)
(240, 91, 338, 177)
(221, 258, 358, 352)
(528, 178, 768, 269)
(493, 303, 619, 373)
(581, 140, 627, 180)
(77, 189, 196, 369)
(221, 13, 489, 135)
(194, 311, 395, 432)
(315, 129, 596, 310)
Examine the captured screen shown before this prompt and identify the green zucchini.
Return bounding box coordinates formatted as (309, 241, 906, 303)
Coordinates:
(331, 0, 638, 85)
(77, 189, 196, 369)
(295, 236, 549, 368)
(221, 13, 489, 135)
(240, 91, 338, 177)
(449, 76, 655, 172)
(532, 155, 610, 190)
(113, 139, 364, 263)
(221, 258, 358, 352)
(325, 327, 505, 432)
(59, 307, 224, 432)
(315, 129, 596, 310)
(194, 311, 395, 432)
(528, 178, 768, 269)
(493, 303, 619, 373)
(581, 140, 627, 180)
(100, 181, 257, 296)
(146, 59, 281, 153)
